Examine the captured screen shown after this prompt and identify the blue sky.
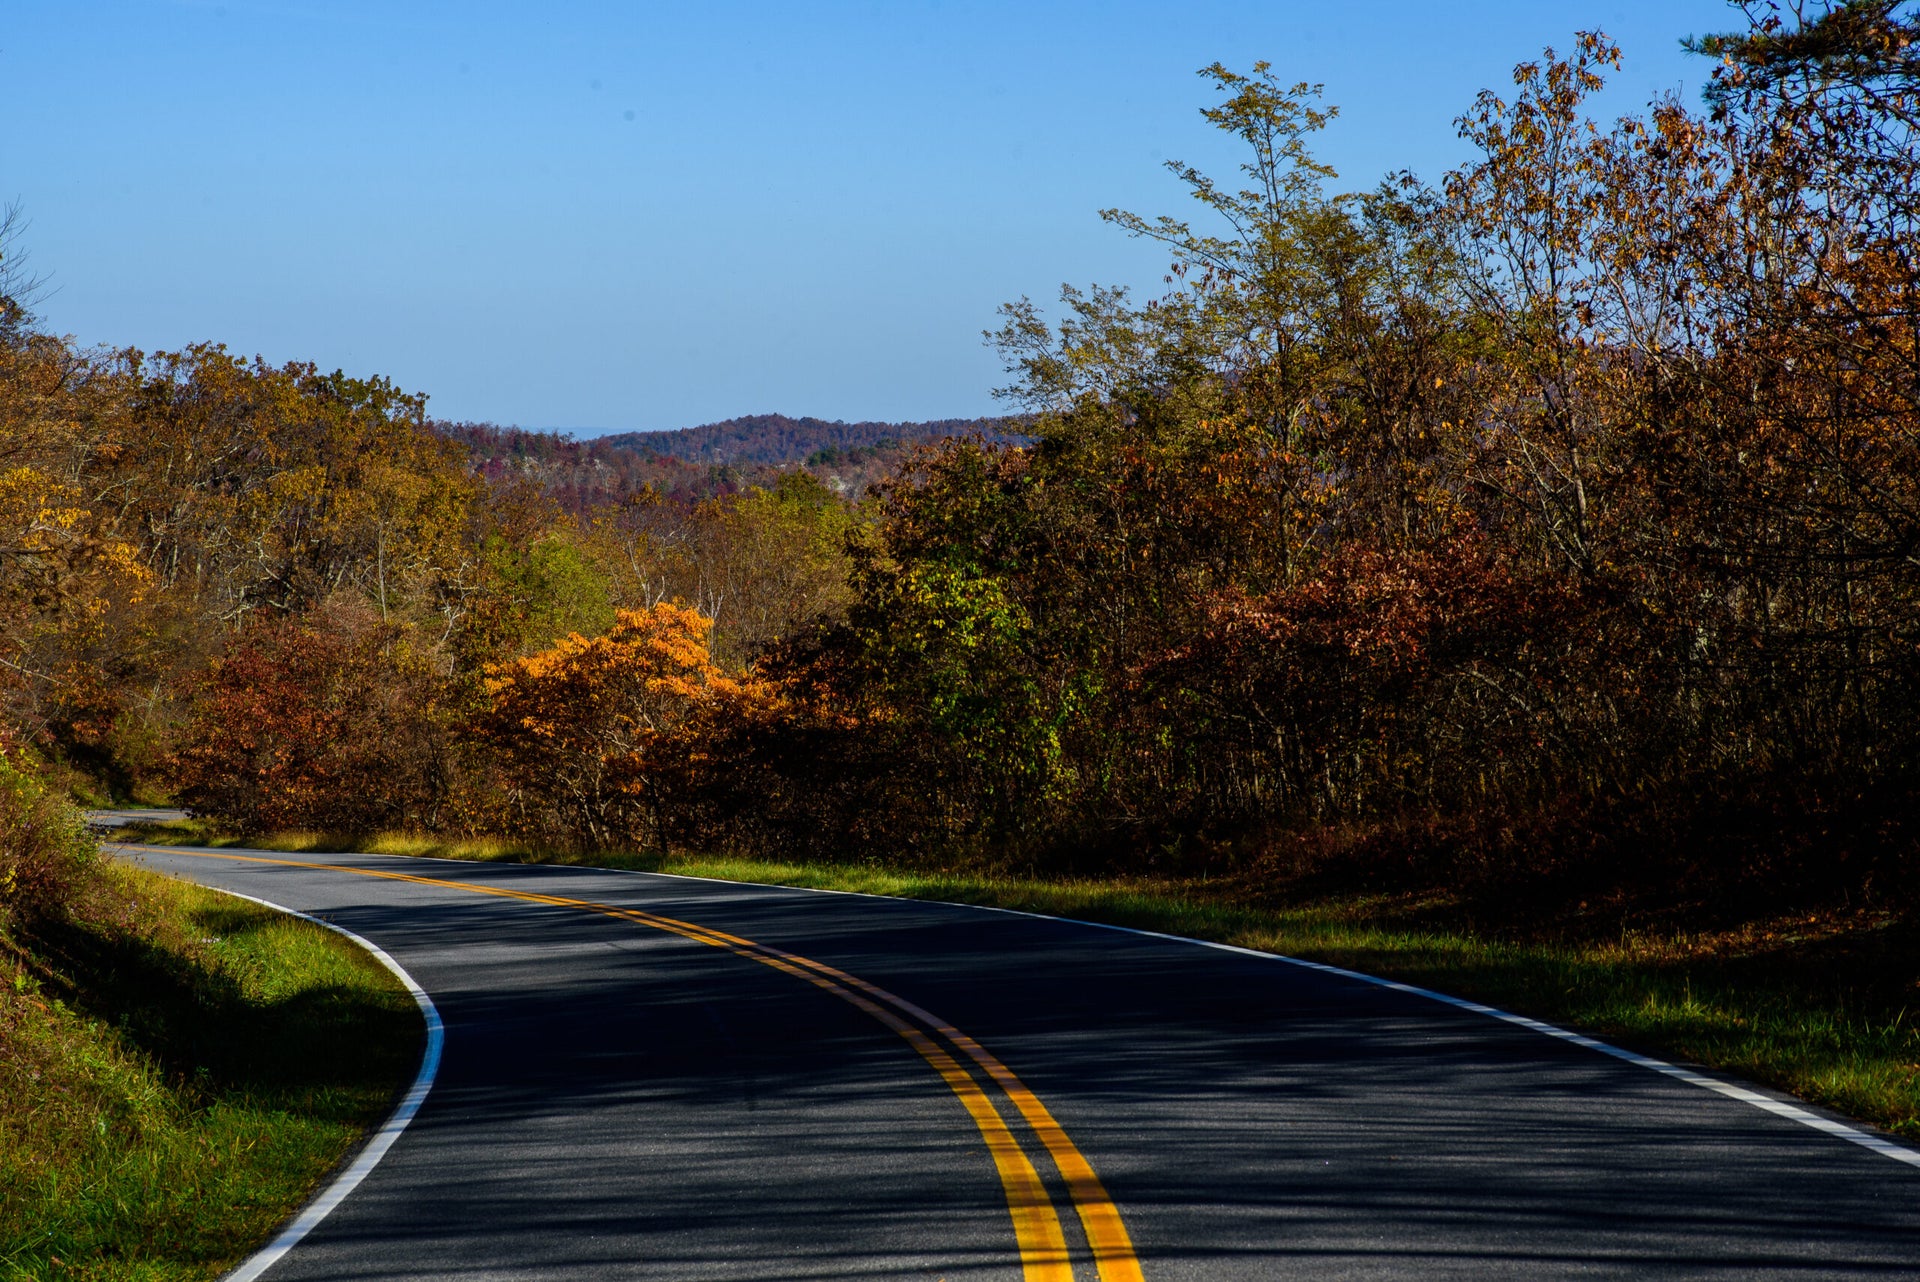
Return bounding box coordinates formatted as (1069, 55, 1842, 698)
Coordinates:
(9, 1, 1740, 433)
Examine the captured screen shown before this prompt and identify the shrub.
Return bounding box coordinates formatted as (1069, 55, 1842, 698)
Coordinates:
(0, 749, 96, 924)
(475, 603, 776, 851)
(171, 601, 452, 836)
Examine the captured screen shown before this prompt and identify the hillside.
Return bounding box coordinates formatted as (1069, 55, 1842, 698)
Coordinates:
(438, 413, 1026, 510)
(596, 413, 1024, 467)
(435, 422, 729, 509)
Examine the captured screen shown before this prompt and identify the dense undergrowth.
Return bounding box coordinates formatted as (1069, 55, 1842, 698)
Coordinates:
(1, 777, 419, 1282)
(121, 818, 1920, 1144)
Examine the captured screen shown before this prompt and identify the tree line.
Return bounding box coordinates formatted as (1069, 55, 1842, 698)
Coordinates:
(4, 3, 1916, 925)
(0, 308, 855, 829)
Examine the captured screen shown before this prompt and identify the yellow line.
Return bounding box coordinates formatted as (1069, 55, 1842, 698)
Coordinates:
(125, 847, 1100, 1280)
(624, 913, 1144, 1281)
(758, 956, 1144, 1281)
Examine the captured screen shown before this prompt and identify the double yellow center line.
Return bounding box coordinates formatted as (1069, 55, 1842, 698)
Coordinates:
(138, 847, 1143, 1282)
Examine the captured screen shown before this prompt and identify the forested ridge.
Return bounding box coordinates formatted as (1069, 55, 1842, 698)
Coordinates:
(445, 412, 1024, 513)
(5, 4, 1919, 933)
(597, 412, 1026, 466)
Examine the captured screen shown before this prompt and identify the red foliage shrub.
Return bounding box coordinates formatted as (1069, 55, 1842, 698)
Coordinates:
(171, 602, 450, 835)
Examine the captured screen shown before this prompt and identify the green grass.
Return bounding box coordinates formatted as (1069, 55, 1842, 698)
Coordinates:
(0, 860, 421, 1282)
(119, 819, 1920, 1143)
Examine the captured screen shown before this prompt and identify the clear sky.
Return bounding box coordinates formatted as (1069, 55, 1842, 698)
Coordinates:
(9, 1, 1741, 433)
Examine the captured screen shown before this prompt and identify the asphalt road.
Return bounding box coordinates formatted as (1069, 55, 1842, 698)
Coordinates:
(117, 841, 1920, 1281)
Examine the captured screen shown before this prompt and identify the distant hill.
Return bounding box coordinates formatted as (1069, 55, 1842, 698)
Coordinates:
(439, 413, 1027, 512)
(436, 422, 722, 510)
(596, 413, 1025, 467)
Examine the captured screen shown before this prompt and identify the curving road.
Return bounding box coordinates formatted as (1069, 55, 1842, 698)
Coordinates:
(115, 840, 1920, 1281)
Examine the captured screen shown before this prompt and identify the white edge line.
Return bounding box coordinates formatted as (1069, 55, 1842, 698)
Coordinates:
(129, 841, 1920, 1171)
(194, 884, 445, 1282)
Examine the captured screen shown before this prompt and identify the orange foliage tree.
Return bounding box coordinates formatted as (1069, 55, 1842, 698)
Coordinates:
(475, 603, 771, 850)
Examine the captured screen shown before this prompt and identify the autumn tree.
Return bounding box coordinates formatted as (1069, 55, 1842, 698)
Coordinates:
(474, 603, 765, 850)
(107, 345, 476, 626)
(583, 472, 860, 667)
(171, 599, 452, 834)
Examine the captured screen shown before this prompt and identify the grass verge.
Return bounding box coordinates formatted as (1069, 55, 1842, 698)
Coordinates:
(119, 818, 1920, 1143)
(1, 858, 421, 1282)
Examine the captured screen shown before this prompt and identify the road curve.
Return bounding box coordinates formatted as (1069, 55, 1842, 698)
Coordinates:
(117, 842, 1919, 1281)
